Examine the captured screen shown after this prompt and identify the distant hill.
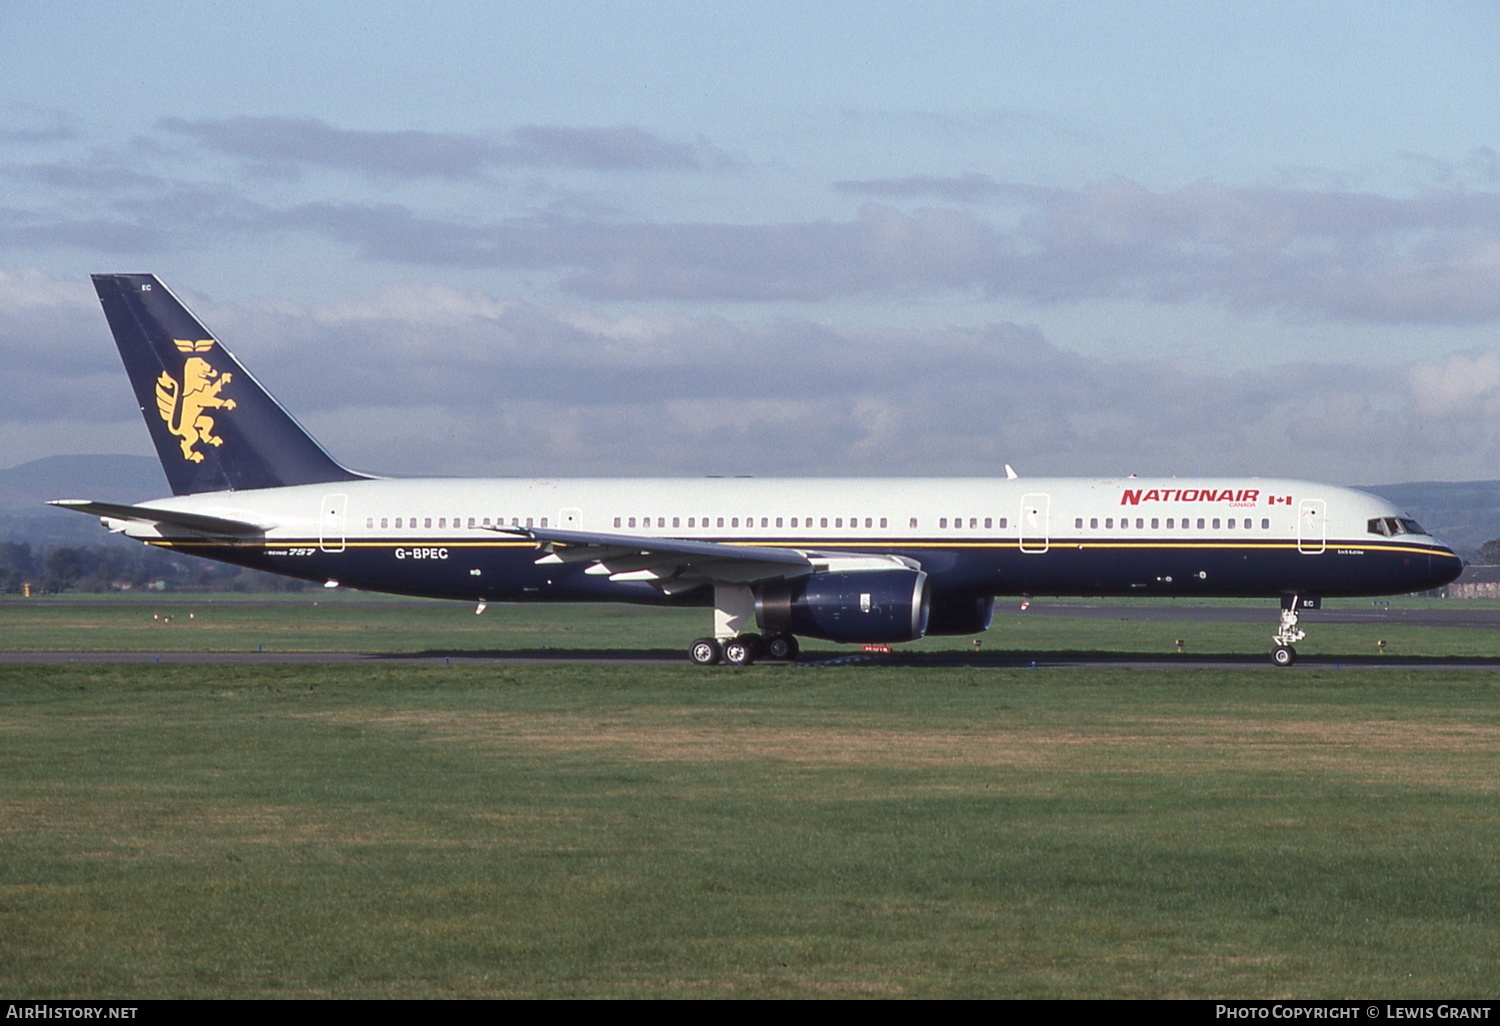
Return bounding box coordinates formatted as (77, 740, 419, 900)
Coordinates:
(0, 455, 167, 510)
(0, 456, 170, 548)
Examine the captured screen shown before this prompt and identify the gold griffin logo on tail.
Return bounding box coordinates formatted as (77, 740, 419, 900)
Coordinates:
(156, 339, 235, 462)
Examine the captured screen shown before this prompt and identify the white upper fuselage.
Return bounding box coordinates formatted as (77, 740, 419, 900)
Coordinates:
(109, 474, 1423, 550)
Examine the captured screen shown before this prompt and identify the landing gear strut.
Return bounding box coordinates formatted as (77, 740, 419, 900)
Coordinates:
(1271, 595, 1313, 667)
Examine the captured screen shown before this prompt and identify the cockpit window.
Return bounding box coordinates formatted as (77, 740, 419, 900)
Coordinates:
(1368, 516, 1428, 537)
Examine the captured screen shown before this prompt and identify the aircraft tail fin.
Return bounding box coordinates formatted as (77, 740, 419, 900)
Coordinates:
(92, 274, 369, 496)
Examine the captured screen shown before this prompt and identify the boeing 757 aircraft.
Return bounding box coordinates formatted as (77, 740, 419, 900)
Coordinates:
(52, 274, 1463, 666)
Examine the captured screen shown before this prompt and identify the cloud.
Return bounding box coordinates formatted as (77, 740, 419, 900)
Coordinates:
(1408, 350, 1500, 419)
(232, 183, 1500, 324)
(7, 117, 1500, 325)
(0, 106, 77, 145)
(4, 269, 1491, 481)
(272, 201, 1017, 300)
(833, 173, 1019, 204)
(156, 116, 737, 179)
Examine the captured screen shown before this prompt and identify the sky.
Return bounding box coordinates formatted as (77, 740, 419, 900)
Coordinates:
(3, 0, 1500, 484)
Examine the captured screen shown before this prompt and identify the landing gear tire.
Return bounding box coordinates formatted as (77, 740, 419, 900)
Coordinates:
(764, 632, 800, 662)
(1272, 645, 1297, 668)
(689, 637, 722, 666)
(722, 634, 762, 666)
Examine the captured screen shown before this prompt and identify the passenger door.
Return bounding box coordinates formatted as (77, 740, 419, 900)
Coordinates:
(1019, 493, 1050, 553)
(319, 493, 348, 553)
(1297, 498, 1326, 555)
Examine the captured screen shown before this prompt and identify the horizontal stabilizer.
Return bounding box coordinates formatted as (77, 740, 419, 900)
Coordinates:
(48, 499, 271, 536)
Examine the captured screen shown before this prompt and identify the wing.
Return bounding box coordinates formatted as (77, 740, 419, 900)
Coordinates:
(491, 525, 917, 596)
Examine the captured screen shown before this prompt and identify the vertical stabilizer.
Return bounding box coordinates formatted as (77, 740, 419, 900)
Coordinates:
(92, 274, 367, 495)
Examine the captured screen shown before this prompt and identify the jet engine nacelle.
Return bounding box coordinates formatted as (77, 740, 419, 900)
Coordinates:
(756, 569, 930, 644)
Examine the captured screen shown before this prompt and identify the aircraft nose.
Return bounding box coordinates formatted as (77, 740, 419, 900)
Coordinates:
(1429, 545, 1464, 590)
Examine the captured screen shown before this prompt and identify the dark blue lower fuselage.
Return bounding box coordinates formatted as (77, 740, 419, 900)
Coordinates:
(157, 533, 1463, 608)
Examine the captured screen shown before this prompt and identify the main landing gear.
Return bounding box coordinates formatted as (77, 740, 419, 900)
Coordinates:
(1271, 595, 1314, 667)
(688, 582, 800, 666)
(688, 632, 799, 666)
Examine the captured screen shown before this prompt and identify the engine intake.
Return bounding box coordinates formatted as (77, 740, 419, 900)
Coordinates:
(756, 569, 930, 644)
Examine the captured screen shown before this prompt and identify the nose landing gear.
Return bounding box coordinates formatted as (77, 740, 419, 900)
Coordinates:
(1271, 595, 1316, 667)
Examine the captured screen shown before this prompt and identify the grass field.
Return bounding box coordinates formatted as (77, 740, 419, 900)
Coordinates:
(4, 596, 1498, 997)
(2, 659, 1498, 998)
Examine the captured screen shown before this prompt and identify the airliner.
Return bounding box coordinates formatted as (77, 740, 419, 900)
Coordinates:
(51, 274, 1463, 667)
